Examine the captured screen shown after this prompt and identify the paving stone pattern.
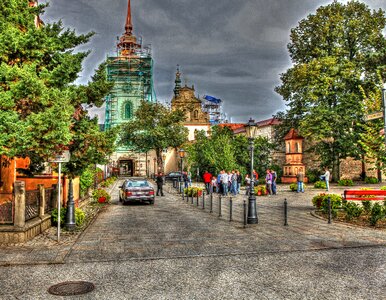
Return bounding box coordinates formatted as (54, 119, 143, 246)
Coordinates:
(65, 180, 386, 264)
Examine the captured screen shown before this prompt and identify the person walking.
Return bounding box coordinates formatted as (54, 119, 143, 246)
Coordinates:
(271, 169, 277, 195)
(265, 169, 272, 195)
(320, 167, 330, 191)
(217, 171, 223, 194)
(156, 172, 165, 196)
(245, 174, 251, 195)
(203, 170, 212, 194)
(296, 170, 305, 193)
(211, 176, 217, 193)
(236, 170, 242, 194)
(221, 170, 229, 196)
(231, 170, 237, 196)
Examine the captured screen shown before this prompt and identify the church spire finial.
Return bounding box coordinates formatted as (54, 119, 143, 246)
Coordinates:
(125, 0, 133, 34)
(174, 65, 181, 97)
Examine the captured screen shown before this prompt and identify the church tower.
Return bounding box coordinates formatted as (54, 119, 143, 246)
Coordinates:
(104, 0, 156, 176)
(171, 66, 210, 141)
(105, 0, 156, 130)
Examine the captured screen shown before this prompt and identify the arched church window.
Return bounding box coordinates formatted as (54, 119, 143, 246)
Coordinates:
(295, 142, 299, 153)
(194, 110, 199, 119)
(287, 142, 291, 153)
(124, 102, 133, 119)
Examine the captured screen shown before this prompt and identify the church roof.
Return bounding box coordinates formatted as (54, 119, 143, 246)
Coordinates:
(284, 128, 304, 140)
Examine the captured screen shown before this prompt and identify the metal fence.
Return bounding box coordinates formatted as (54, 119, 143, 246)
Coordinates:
(44, 186, 56, 213)
(25, 189, 40, 221)
(0, 194, 14, 224)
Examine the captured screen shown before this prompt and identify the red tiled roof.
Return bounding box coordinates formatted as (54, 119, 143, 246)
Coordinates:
(256, 118, 281, 127)
(218, 123, 245, 131)
(284, 128, 304, 140)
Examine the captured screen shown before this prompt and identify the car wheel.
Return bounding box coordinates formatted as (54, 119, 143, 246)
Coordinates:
(149, 199, 154, 205)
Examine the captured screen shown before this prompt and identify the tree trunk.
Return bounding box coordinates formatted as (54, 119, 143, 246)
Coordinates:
(331, 154, 340, 182)
(156, 148, 163, 173)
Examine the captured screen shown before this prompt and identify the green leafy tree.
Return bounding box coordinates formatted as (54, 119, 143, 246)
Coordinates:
(358, 76, 386, 181)
(120, 101, 189, 170)
(275, 0, 386, 180)
(0, 1, 114, 175)
(186, 126, 275, 179)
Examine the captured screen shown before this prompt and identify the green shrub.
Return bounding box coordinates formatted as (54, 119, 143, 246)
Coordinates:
(75, 208, 86, 226)
(51, 207, 86, 227)
(312, 193, 326, 209)
(312, 193, 342, 218)
(369, 203, 385, 226)
(184, 187, 203, 197)
(343, 202, 363, 221)
(380, 186, 386, 191)
(314, 181, 327, 189)
(362, 201, 373, 214)
(365, 176, 378, 184)
(338, 179, 354, 186)
(254, 185, 267, 196)
(306, 168, 320, 183)
(92, 188, 111, 202)
(51, 207, 66, 226)
(289, 183, 297, 191)
(80, 167, 96, 197)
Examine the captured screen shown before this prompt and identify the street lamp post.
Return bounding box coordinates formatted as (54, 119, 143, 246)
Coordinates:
(178, 149, 185, 194)
(245, 118, 258, 224)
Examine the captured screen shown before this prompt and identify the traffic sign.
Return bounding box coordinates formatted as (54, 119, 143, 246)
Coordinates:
(365, 111, 384, 121)
(48, 150, 70, 163)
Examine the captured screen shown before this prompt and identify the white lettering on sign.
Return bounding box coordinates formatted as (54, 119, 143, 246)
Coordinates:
(48, 150, 70, 163)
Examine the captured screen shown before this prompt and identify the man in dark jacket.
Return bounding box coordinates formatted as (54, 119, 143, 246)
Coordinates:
(156, 172, 165, 196)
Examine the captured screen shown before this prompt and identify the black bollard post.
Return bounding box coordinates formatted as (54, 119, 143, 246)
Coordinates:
(182, 190, 185, 201)
(202, 192, 205, 209)
(210, 193, 213, 213)
(196, 192, 199, 206)
(328, 196, 332, 224)
(191, 193, 193, 204)
(284, 198, 288, 226)
(218, 195, 222, 217)
(243, 200, 247, 228)
(229, 197, 233, 222)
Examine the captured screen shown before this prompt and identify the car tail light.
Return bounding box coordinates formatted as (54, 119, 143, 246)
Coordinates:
(126, 191, 132, 196)
(148, 191, 154, 195)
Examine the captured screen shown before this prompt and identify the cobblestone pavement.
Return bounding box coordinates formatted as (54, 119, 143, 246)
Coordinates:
(0, 179, 385, 299)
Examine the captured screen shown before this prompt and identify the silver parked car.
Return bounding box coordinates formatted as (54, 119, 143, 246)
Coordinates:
(119, 179, 155, 205)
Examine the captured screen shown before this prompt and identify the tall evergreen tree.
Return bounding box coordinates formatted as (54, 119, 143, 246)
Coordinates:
(275, 0, 386, 180)
(0, 0, 114, 175)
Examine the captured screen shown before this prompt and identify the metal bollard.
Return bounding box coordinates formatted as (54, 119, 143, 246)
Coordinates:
(202, 192, 205, 209)
(284, 198, 288, 226)
(196, 192, 199, 206)
(243, 200, 247, 228)
(218, 195, 222, 217)
(328, 196, 332, 224)
(229, 197, 233, 222)
(191, 193, 193, 204)
(210, 193, 213, 213)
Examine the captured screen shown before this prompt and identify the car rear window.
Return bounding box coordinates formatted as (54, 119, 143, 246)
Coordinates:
(126, 181, 149, 188)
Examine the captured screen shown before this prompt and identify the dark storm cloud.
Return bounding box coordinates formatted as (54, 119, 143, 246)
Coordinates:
(41, 0, 386, 122)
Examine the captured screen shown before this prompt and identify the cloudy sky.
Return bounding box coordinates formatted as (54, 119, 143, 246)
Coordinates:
(40, 0, 386, 123)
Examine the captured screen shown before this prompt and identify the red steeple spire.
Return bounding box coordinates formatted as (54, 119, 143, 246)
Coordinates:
(117, 0, 140, 55)
(125, 0, 133, 34)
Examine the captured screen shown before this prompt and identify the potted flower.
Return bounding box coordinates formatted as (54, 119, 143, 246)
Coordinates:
(92, 188, 111, 203)
(254, 185, 267, 196)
